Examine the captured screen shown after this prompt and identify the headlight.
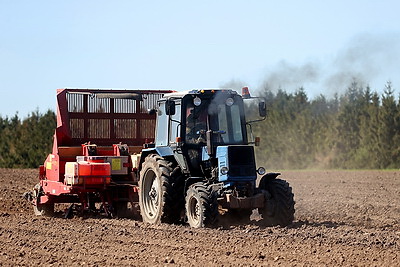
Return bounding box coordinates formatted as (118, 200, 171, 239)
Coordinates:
(220, 166, 229, 175)
(193, 97, 201, 106)
(226, 97, 234, 106)
(257, 167, 266, 175)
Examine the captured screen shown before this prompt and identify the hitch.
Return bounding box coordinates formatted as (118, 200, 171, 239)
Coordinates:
(221, 192, 265, 209)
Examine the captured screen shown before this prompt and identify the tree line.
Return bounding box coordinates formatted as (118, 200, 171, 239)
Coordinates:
(253, 81, 400, 169)
(0, 81, 399, 169)
(0, 110, 56, 168)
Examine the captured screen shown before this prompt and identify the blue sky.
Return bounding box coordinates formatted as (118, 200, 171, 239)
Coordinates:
(1, 0, 399, 117)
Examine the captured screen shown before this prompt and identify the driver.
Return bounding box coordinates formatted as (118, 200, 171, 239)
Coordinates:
(186, 106, 207, 144)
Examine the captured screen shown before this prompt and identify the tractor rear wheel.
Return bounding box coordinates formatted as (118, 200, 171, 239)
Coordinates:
(185, 182, 218, 228)
(258, 177, 295, 227)
(139, 154, 182, 224)
(32, 184, 54, 216)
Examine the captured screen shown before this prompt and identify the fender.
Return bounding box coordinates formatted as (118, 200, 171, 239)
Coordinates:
(264, 172, 281, 180)
(138, 146, 186, 172)
(258, 172, 281, 190)
(183, 176, 205, 192)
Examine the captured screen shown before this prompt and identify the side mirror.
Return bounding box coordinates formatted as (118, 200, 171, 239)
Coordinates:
(259, 101, 266, 117)
(165, 100, 175, 115)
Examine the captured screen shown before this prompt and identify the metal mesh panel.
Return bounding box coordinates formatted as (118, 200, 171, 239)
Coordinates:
(64, 90, 168, 144)
(88, 119, 110, 138)
(70, 119, 84, 138)
(88, 97, 110, 113)
(115, 119, 137, 139)
(67, 93, 84, 112)
(140, 119, 156, 139)
(114, 99, 137, 113)
(141, 93, 163, 112)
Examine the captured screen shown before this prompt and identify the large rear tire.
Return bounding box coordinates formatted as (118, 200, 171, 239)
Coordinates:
(185, 182, 218, 228)
(139, 154, 182, 224)
(258, 177, 295, 227)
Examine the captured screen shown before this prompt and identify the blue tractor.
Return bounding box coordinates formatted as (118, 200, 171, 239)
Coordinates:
(137, 88, 295, 228)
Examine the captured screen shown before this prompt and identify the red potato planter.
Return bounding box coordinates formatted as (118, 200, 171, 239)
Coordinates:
(26, 88, 173, 217)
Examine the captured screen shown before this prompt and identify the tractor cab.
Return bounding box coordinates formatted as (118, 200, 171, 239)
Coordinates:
(178, 89, 248, 147)
(151, 88, 267, 190)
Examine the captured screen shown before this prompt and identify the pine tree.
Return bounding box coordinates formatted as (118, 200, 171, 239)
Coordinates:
(355, 88, 380, 168)
(333, 81, 364, 168)
(377, 82, 398, 168)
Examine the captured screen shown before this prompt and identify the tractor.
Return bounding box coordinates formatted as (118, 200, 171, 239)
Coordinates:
(137, 87, 295, 227)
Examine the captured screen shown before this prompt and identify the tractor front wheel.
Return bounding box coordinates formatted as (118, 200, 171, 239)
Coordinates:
(258, 177, 295, 227)
(185, 182, 218, 228)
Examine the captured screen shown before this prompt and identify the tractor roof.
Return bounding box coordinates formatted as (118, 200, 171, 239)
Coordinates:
(164, 89, 238, 99)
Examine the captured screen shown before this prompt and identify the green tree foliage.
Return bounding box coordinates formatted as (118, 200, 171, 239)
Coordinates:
(254, 81, 400, 169)
(353, 88, 380, 168)
(0, 110, 56, 168)
(377, 82, 399, 168)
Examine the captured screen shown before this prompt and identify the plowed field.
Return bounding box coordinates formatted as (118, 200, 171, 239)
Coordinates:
(0, 169, 399, 266)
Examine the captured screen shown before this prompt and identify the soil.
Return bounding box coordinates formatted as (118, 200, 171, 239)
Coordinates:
(0, 168, 399, 266)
